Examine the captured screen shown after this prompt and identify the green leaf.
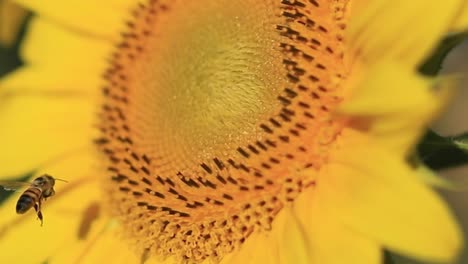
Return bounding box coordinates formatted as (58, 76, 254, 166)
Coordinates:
(418, 130, 468, 170)
(0, 43, 22, 77)
(418, 32, 468, 76)
(384, 251, 396, 264)
(384, 252, 429, 264)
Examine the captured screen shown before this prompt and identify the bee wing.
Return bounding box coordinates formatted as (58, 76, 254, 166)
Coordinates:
(0, 181, 31, 192)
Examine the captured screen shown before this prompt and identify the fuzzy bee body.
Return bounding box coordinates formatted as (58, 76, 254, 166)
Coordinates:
(16, 187, 42, 214)
(0, 174, 64, 226)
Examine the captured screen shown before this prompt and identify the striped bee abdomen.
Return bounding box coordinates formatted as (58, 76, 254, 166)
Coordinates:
(16, 188, 41, 214)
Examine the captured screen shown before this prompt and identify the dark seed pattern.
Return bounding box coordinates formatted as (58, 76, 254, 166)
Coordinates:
(98, 0, 348, 263)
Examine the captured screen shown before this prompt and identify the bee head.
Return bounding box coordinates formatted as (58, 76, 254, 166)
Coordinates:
(34, 174, 55, 187)
(43, 174, 55, 186)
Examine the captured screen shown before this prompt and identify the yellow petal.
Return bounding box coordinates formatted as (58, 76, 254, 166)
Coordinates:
(278, 209, 310, 264)
(21, 17, 111, 74)
(341, 62, 437, 115)
(340, 61, 451, 155)
(0, 152, 102, 263)
(0, 0, 28, 46)
(348, 0, 466, 67)
(0, 65, 101, 96)
(320, 129, 463, 262)
(0, 94, 96, 177)
(47, 217, 110, 263)
(223, 229, 282, 264)
(222, 209, 289, 264)
(451, 2, 468, 32)
(52, 221, 140, 264)
(1, 17, 111, 96)
(13, 0, 133, 40)
(289, 187, 381, 264)
(224, 197, 379, 264)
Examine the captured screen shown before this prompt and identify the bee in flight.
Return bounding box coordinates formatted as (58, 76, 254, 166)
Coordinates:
(0, 174, 67, 226)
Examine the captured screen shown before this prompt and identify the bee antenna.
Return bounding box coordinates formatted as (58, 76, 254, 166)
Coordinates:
(54, 178, 68, 183)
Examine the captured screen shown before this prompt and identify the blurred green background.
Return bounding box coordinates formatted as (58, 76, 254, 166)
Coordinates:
(433, 39, 468, 264)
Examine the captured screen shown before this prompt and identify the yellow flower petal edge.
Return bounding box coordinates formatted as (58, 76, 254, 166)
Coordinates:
(0, 95, 96, 177)
(341, 62, 436, 115)
(206, 189, 377, 264)
(222, 216, 284, 264)
(319, 129, 463, 263)
(348, 0, 467, 67)
(0, 65, 102, 96)
(52, 221, 141, 264)
(0, 16, 114, 96)
(21, 17, 112, 73)
(289, 189, 381, 264)
(340, 61, 453, 155)
(415, 164, 460, 190)
(0, 0, 28, 46)
(12, 0, 133, 40)
(451, 1, 468, 32)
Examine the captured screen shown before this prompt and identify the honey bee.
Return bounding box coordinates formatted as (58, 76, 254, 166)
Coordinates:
(0, 174, 67, 226)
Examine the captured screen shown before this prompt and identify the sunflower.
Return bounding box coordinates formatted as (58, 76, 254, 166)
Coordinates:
(0, 0, 466, 263)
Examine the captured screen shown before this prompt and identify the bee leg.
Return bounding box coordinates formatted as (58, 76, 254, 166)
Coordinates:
(33, 203, 43, 226)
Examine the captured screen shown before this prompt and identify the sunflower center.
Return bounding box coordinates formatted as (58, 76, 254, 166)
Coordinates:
(128, 1, 287, 168)
(98, 0, 349, 262)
